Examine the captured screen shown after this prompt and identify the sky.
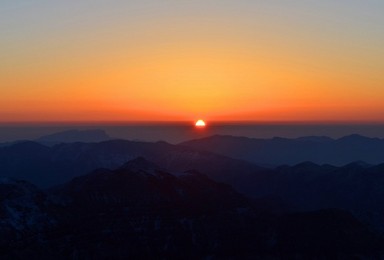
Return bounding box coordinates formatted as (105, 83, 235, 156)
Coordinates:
(1, 0, 384, 123)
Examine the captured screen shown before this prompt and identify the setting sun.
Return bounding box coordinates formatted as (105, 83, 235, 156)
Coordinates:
(195, 120, 206, 127)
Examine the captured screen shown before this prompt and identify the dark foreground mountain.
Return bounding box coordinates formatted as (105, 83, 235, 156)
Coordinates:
(0, 177, 54, 248)
(181, 134, 384, 166)
(1, 158, 383, 259)
(237, 161, 384, 234)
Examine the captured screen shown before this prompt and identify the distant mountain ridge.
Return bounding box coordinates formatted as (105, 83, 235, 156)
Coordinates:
(181, 134, 384, 165)
(36, 129, 110, 145)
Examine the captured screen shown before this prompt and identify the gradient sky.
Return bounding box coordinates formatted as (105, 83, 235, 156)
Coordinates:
(1, 0, 384, 123)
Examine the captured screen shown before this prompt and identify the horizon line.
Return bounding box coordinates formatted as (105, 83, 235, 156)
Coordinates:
(1, 119, 384, 126)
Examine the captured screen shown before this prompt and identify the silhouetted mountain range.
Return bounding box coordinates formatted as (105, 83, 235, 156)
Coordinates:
(181, 134, 384, 165)
(2, 134, 384, 257)
(36, 129, 110, 145)
(0, 139, 265, 187)
(2, 138, 384, 233)
(1, 158, 383, 258)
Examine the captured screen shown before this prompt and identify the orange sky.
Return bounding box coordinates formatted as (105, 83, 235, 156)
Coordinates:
(1, 1, 384, 123)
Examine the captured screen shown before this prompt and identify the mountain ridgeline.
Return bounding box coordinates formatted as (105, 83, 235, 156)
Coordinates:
(181, 134, 384, 166)
(36, 129, 111, 145)
(0, 139, 266, 187)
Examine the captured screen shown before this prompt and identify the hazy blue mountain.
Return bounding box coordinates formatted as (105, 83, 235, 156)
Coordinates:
(36, 129, 110, 145)
(2, 158, 382, 259)
(0, 139, 267, 188)
(181, 134, 384, 165)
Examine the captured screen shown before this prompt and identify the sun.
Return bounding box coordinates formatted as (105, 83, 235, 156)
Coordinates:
(195, 119, 206, 127)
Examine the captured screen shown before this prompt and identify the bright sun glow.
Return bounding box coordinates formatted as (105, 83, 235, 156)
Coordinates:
(195, 119, 206, 127)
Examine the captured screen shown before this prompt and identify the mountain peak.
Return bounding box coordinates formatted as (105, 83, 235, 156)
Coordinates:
(296, 136, 334, 142)
(338, 134, 369, 141)
(293, 161, 320, 168)
(343, 161, 371, 169)
(119, 157, 161, 175)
